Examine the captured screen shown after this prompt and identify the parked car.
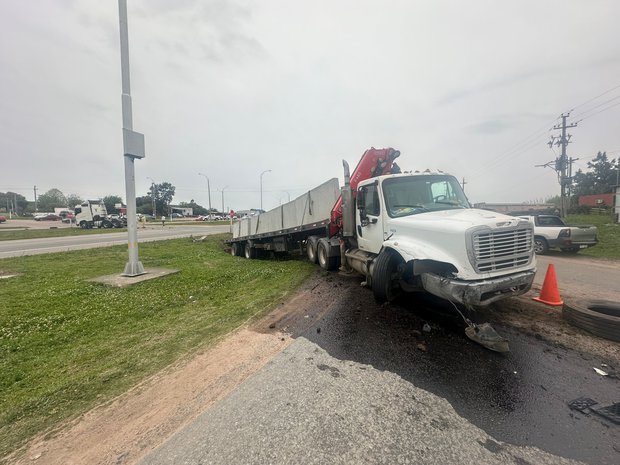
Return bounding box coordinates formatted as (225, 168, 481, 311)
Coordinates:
(34, 213, 61, 221)
(171, 212, 184, 218)
(61, 213, 75, 223)
(518, 215, 598, 254)
(0, 215, 6, 223)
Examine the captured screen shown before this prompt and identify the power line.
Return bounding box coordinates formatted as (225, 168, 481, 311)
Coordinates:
(573, 94, 620, 119)
(575, 100, 620, 123)
(568, 82, 620, 112)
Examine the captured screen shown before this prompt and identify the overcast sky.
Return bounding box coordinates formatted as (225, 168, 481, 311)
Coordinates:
(2, 0, 619, 212)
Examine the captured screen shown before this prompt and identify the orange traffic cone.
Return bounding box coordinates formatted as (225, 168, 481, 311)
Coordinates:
(533, 263, 563, 306)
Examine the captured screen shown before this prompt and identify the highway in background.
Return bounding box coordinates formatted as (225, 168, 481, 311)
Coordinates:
(0, 225, 230, 259)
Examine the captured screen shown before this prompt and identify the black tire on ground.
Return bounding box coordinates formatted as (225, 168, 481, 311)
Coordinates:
(79, 221, 88, 229)
(231, 243, 240, 257)
(317, 239, 338, 270)
(534, 237, 548, 255)
(306, 236, 319, 264)
(102, 220, 113, 229)
(563, 299, 620, 342)
(244, 242, 256, 259)
(372, 248, 404, 303)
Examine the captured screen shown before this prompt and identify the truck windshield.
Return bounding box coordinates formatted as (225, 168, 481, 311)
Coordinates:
(383, 175, 470, 218)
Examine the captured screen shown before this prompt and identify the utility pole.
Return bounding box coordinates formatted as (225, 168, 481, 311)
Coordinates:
(33, 185, 38, 212)
(547, 113, 578, 218)
(219, 186, 228, 214)
(461, 177, 467, 192)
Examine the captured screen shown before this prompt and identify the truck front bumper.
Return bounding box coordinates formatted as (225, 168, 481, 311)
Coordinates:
(420, 270, 536, 307)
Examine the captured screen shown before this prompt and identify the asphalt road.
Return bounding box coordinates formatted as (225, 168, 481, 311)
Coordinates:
(0, 225, 230, 258)
(140, 274, 619, 465)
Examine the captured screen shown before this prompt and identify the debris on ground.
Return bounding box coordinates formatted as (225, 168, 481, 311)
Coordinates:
(422, 323, 431, 333)
(593, 367, 608, 376)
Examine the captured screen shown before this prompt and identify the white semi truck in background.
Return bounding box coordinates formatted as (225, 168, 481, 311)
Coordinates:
(74, 200, 114, 229)
(227, 148, 537, 350)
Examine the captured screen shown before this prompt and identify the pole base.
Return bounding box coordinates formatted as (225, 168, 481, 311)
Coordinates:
(122, 261, 146, 277)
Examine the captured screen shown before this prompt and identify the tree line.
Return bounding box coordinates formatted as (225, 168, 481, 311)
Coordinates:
(0, 181, 214, 216)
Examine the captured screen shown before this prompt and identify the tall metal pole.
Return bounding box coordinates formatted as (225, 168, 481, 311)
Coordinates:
(260, 169, 271, 211)
(198, 173, 212, 213)
(119, 0, 145, 276)
(220, 186, 228, 213)
(147, 177, 157, 218)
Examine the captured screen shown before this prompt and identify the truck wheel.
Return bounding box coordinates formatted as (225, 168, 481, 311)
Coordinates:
(372, 249, 403, 303)
(563, 299, 620, 342)
(79, 221, 88, 229)
(534, 237, 548, 255)
(244, 242, 256, 259)
(231, 243, 240, 257)
(102, 220, 113, 229)
(306, 236, 319, 264)
(317, 239, 338, 270)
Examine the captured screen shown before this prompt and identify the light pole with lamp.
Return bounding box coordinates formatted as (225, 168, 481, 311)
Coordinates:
(198, 173, 212, 215)
(260, 169, 271, 211)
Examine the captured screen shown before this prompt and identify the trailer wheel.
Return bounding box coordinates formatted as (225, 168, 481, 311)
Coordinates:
(563, 299, 620, 342)
(306, 236, 319, 264)
(231, 243, 241, 257)
(372, 249, 403, 303)
(244, 242, 256, 259)
(317, 239, 338, 270)
(534, 237, 548, 255)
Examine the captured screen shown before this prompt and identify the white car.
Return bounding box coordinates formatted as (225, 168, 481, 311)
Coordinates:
(518, 215, 598, 254)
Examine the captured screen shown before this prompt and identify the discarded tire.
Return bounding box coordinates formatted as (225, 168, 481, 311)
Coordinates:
(562, 299, 620, 342)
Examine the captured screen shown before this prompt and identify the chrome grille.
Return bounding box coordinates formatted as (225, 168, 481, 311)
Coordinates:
(472, 227, 533, 273)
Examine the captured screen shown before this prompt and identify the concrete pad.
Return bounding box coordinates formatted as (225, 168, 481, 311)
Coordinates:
(89, 268, 179, 288)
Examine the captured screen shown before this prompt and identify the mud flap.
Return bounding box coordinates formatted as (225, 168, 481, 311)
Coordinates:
(465, 323, 510, 353)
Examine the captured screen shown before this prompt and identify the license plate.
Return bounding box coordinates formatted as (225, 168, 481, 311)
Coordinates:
(579, 245, 587, 248)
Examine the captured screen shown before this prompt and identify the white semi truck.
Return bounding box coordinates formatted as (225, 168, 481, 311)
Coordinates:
(74, 200, 114, 229)
(227, 148, 537, 350)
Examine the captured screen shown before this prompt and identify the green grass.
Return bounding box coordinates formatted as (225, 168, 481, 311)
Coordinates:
(0, 235, 314, 460)
(566, 213, 620, 260)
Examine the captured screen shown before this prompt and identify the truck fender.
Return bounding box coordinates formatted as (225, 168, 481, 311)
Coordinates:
(380, 239, 459, 277)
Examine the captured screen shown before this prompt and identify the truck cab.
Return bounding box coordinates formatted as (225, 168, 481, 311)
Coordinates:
(354, 172, 536, 306)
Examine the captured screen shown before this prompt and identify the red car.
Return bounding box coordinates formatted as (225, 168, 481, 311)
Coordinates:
(34, 213, 61, 221)
(0, 215, 6, 223)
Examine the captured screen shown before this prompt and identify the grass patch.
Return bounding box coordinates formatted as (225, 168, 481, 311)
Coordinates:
(566, 214, 620, 260)
(0, 235, 314, 460)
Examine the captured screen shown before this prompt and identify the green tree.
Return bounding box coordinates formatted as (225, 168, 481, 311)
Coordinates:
(103, 195, 123, 214)
(572, 151, 618, 196)
(37, 188, 67, 212)
(0, 192, 28, 214)
(147, 182, 176, 216)
(179, 200, 207, 216)
(66, 194, 84, 209)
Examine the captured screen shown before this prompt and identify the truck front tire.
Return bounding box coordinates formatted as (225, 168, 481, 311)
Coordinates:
(372, 249, 403, 303)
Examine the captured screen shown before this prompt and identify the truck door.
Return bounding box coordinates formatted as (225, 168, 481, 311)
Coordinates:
(357, 183, 384, 254)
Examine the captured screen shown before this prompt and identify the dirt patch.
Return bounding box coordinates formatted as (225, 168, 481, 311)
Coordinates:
(7, 272, 339, 465)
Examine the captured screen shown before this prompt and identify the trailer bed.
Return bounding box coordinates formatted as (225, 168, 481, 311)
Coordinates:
(229, 178, 340, 242)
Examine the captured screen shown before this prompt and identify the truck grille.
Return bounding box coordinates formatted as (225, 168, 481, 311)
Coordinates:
(471, 227, 533, 273)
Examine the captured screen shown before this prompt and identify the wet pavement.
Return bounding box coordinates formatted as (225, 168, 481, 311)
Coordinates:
(141, 272, 619, 465)
(302, 275, 619, 464)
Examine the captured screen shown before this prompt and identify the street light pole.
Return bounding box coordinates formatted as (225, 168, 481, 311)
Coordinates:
(118, 0, 145, 276)
(198, 173, 212, 214)
(220, 185, 228, 214)
(260, 169, 271, 211)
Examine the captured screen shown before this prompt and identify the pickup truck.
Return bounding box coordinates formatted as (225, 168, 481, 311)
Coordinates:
(518, 215, 598, 255)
